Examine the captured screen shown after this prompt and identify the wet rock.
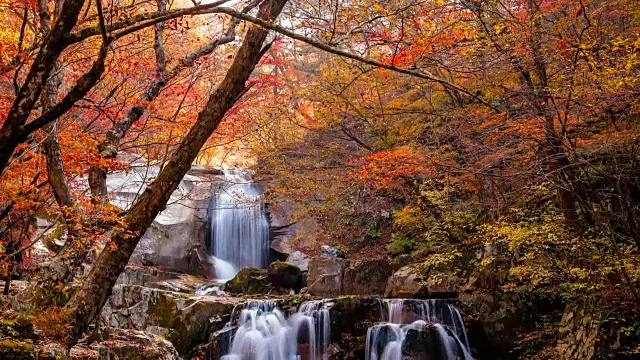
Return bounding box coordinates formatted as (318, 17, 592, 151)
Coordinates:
(402, 324, 467, 360)
(307, 257, 348, 297)
(343, 259, 392, 295)
(268, 262, 303, 293)
(385, 265, 429, 298)
(224, 267, 272, 294)
(286, 251, 310, 272)
(100, 284, 239, 355)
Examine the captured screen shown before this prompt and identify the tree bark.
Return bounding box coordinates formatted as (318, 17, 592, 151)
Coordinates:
(61, 0, 287, 347)
(0, 0, 86, 176)
(88, 1, 254, 201)
(38, 0, 75, 210)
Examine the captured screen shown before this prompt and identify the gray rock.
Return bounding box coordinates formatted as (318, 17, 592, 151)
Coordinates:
(307, 257, 348, 297)
(70, 329, 180, 360)
(100, 284, 240, 355)
(384, 265, 429, 298)
(343, 259, 392, 295)
(286, 251, 310, 271)
(320, 245, 344, 258)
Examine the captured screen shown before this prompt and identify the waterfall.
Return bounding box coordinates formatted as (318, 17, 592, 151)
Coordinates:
(216, 300, 333, 360)
(209, 169, 270, 280)
(366, 299, 472, 360)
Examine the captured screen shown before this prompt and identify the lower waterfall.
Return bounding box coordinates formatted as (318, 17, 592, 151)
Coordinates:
(216, 300, 332, 360)
(365, 299, 472, 360)
(209, 298, 472, 360)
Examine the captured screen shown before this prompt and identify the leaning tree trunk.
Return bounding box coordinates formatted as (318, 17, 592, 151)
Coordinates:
(61, 0, 288, 347)
(87, 0, 253, 201)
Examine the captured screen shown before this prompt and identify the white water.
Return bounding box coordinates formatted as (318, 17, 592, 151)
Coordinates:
(366, 299, 473, 360)
(219, 300, 332, 360)
(209, 169, 270, 279)
(212, 257, 238, 281)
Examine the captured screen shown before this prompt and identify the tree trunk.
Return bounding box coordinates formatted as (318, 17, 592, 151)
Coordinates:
(39, 0, 74, 210)
(0, 0, 86, 176)
(28, 0, 87, 309)
(61, 0, 287, 347)
(88, 0, 249, 201)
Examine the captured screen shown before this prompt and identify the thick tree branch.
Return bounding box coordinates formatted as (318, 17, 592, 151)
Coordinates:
(218, 7, 496, 110)
(21, 45, 110, 136)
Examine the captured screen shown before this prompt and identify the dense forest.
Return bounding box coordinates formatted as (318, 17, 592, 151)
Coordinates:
(0, 0, 639, 359)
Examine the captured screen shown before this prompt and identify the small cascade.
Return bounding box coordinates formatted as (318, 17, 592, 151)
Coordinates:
(298, 300, 332, 359)
(215, 300, 333, 360)
(365, 299, 472, 360)
(208, 169, 270, 279)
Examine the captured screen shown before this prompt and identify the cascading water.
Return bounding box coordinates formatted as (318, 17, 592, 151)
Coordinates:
(365, 299, 472, 360)
(209, 169, 270, 280)
(215, 300, 332, 360)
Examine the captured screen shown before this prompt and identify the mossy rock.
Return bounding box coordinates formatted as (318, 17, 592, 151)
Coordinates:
(224, 267, 272, 294)
(0, 339, 35, 359)
(268, 262, 303, 293)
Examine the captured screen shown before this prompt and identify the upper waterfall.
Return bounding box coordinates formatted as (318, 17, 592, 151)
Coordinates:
(208, 169, 270, 279)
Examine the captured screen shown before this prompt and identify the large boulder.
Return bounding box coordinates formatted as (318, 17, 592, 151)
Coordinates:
(307, 257, 348, 297)
(343, 259, 392, 295)
(106, 154, 219, 277)
(224, 267, 272, 294)
(286, 251, 310, 272)
(268, 262, 303, 293)
(384, 265, 429, 298)
(100, 284, 239, 355)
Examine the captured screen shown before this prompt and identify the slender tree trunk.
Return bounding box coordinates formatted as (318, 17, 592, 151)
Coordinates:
(28, 0, 88, 309)
(0, 0, 86, 176)
(39, 0, 74, 210)
(61, 0, 287, 347)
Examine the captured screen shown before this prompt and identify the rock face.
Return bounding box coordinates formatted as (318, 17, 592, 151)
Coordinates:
(556, 302, 598, 360)
(115, 266, 210, 294)
(100, 284, 239, 355)
(308, 257, 395, 296)
(268, 199, 319, 255)
(385, 265, 428, 298)
(70, 329, 180, 360)
(343, 259, 392, 295)
(267, 262, 303, 293)
(307, 257, 349, 297)
(103, 154, 221, 278)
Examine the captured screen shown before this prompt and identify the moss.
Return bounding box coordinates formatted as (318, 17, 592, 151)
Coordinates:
(0, 339, 35, 356)
(224, 268, 271, 294)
